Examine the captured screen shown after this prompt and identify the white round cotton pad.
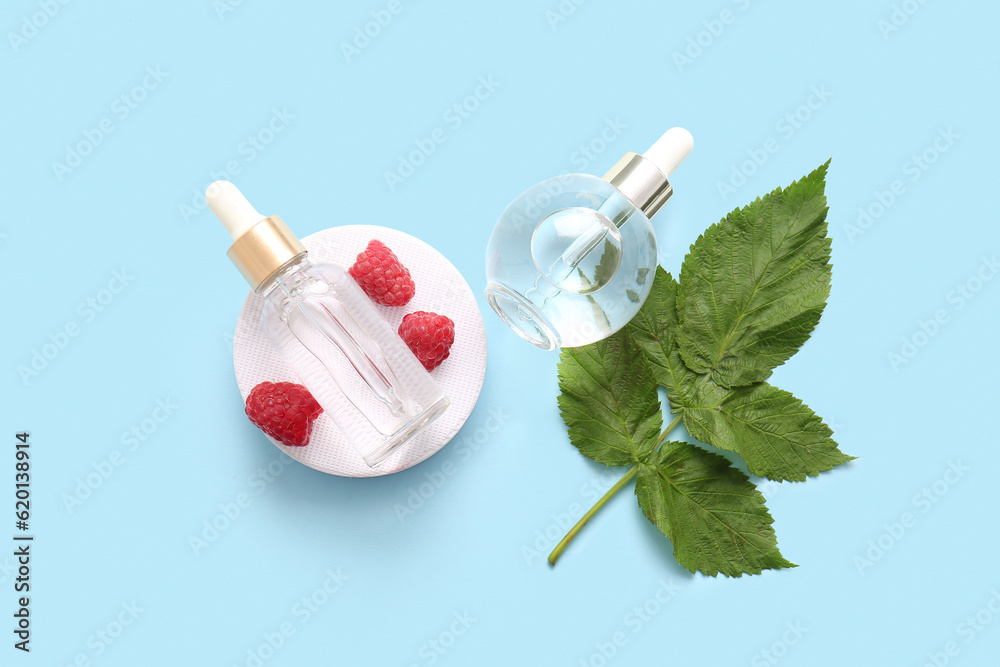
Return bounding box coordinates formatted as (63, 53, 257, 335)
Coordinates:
(232, 225, 488, 478)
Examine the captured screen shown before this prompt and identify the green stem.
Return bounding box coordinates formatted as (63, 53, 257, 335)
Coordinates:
(656, 414, 684, 448)
(548, 413, 685, 566)
(548, 466, 638, 566)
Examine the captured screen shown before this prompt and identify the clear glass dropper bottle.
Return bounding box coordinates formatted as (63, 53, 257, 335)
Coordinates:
(208, 181, 449, 467)
(485, 128, 693, 349)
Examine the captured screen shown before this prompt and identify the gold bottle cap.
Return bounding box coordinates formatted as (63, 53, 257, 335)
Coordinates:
(207, 181, 307, 291)
(226, 215, 307, 291)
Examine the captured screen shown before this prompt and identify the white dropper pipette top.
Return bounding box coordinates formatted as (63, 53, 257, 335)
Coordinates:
(207, 180, 266, 240)
(643, 127, 694, 178)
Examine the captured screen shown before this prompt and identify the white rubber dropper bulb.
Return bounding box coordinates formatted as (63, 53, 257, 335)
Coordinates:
(207, 180, 265, 240)
(643, 127, 694, 177)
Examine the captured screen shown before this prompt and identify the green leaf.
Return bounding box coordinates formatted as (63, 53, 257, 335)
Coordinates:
(629, 267, 852, 481)
(676, 162, 833, 388)
(557, 330, 663, 466)
(635, 441, 795, 577)
(627, 267, 697, 400)
(678, 379, 854, 482)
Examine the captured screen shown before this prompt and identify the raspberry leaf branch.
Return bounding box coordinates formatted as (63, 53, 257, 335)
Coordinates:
(548, 163, 853, 577)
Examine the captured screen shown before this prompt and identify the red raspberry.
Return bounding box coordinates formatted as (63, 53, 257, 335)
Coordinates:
(348, 240, 415, 307)
(398, 311, 455, 371)
(244, 381, 323, 447)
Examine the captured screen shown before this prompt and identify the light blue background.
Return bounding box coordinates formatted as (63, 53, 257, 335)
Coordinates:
(2, 0, 998, 665)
